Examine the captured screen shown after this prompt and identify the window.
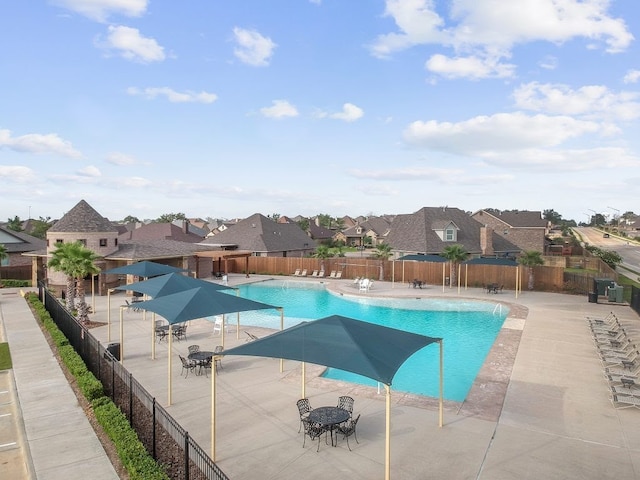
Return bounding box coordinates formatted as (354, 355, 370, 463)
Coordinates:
(99, 238, 107, 247)
(56, 239, 63, 244)
(114, 238, 118, 246)
(78, 239, 87, 246)
(445, 228, 455, 241)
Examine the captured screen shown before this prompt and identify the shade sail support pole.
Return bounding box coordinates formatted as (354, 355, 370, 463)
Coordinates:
(301, 362, 306, 398)
(385, 384, 391, 480)
(211, 356, 217, 461)
(107, 289, 112, 342)
(119, 306, 124, 364)
(152, 313, 156, 360)
(168, 325, 173, 406)
(279, 308, 284, 373)
(439, 339, 444, 428)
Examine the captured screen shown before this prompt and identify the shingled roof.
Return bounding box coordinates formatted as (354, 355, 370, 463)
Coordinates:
(200, 213, 313, 253)
(0, 226, 46, 253)
(386, 206, 519, 255)
(474, 209, 547, 228)
(49, 199, 117, 233)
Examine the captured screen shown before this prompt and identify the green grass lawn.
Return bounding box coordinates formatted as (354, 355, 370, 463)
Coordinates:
(618, 273, 640, 303)
(0, 343, 12, 370)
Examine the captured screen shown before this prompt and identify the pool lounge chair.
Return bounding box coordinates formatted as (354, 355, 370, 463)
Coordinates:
(300, 269, 308, 277)
(310, 270, 319, 277)
(329, 271, 337, 278)
(317, 270, 325, 278)
(335, 271, 342, 279)
(292, 269, 301, 276)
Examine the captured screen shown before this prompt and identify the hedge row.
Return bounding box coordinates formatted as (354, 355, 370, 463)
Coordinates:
(0, 279, 30, 288)
(25, 292, 169, 480)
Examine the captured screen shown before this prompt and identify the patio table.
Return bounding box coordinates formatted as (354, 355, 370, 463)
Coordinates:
(308, 406, 350, 446)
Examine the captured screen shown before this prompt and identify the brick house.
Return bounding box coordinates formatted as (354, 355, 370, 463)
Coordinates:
(471, 209, 548, 253)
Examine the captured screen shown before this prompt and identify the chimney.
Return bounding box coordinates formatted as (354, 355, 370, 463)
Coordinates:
(183, 220, 189, 234)
(480, 226, 494, 256)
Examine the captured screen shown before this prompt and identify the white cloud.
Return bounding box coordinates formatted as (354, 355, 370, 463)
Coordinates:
(77, 165, 102, 177)
(260, 100, 298, 119)
(105, 152, 137, 166)
(369, 0, 446, 58)
(51, 0, 148, 22)
(120, 176, 152, 188)
(371, 0, 633, 78)
(538, 55, 558, 70)
(0, 165, 36, 182)
(325, 103, 364, 122)
(425, 53, 515, 79)
(513, 82, 640, 121)
(97, 25, 165, 63)
(0, 129, 82, 158)
(232, 27, 276, 67)
(623, 69, 640, 84)
(403, 112, 602, 154)
(127, 87, 217, 103)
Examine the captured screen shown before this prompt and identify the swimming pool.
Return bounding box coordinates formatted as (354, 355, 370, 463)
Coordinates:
(232, 280, 508, 402)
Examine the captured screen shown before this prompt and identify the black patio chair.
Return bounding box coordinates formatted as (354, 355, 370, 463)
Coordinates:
(179, 355, 197, 378)
(173, 325, 187, 341)
(337, 395, 354, 419)
(336, 414, 360, 451)
(213, 345, 224, 372)
(301, 418, 327, 452)
(296, 398, 313, 433)
(188, 345, 200, 355)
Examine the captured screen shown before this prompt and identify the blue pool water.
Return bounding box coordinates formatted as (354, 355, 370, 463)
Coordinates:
(231, 280, 508, 402)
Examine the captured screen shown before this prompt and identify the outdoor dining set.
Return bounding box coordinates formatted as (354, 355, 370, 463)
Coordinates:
(179, 344, 224, 378)
(296, 396, 360, 451)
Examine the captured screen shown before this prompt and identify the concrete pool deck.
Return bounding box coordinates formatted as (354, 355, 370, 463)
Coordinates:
(4, 274, 640, 479)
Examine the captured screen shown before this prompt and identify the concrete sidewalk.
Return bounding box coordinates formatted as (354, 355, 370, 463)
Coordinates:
(0, 288, 118, 480)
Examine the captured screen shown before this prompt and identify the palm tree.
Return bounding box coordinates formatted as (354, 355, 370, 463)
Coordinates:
(49, 242, 100, 322)
(441, 244, 468, 287)
(49, 242, 79, 310)
(518, 250, 544, 290)
(371, 243, 392, 260)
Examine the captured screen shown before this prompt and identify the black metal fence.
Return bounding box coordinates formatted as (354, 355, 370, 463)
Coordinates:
(38, 283, 228, 480)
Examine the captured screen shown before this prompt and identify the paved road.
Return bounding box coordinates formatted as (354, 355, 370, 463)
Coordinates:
(575, 226, 640, 276)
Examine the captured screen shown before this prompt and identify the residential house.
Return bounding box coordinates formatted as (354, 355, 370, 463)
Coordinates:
(119, 220, 205, 243)
(0, 226, 46, 266)
(334, 216, 392, 247)
(471, 209, 548, 253)
(200, 213, 315, 257)
(386, 206, 520, 258)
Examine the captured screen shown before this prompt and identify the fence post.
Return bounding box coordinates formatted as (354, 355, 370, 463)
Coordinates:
(184, 432, 190, 480)
(152, 398, 157, 459)
(129, 372, 133, 423)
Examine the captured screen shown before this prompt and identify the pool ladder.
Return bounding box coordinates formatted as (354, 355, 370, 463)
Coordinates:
(493, 303, 503, 316)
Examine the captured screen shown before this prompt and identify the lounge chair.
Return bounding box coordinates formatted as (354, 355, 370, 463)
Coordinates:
(318, 270, 325, 278)
(292, 269, 301, 276)
(609, 386, 640, 409)
(335, 271, 342, 279)
(300, 269, 308, 277)
(310, 270, 318, 277)
(329, 271, 337, 278)
(359, 278, 370, 292)
(245, 331, 259, 342)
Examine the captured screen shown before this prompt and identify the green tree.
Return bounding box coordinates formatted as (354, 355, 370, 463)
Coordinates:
(6, 216, 23, 232)
(441, 244, 468, 286)
(297, 218, 310, 232)
(313, 245, 333, 259)
(156, 213, 186, 223)
(268, 213, 281, 222)
(48, 242, 100, 323)
(585, 245, 622, 270)
(371, 243, 392, 260)
(543, 209, 563, 225)
(0, 244, 7, 265)
(317, 214, 333, 228)
(518, 250, 544, 290)
(29, 216, 52, 239)
(122, 215, 140, 223)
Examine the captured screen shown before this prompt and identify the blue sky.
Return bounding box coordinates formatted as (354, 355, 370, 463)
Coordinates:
(1, 1, 638, 224)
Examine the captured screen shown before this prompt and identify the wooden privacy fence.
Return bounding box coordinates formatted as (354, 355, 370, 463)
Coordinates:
(225, 257, 570, 292)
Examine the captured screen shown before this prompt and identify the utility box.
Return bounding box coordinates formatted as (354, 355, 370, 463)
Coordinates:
(106, 343, 121, 361)
(588, 292, 598, 303)
(608, 285, 624, 303)
(594, 278, 615, 296)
